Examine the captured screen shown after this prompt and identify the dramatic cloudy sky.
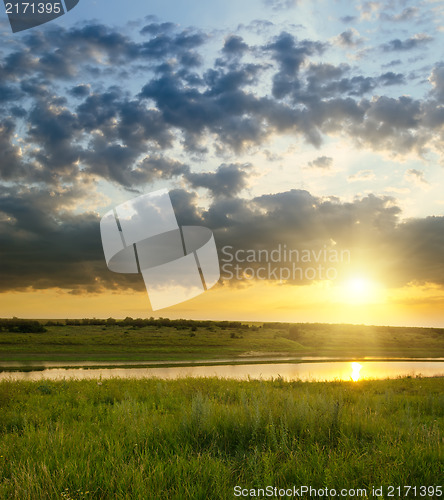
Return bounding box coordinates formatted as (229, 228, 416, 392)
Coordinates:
(1, 0, 444, 325)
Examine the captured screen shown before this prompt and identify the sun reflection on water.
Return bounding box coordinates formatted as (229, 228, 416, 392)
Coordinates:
(351, 362, 362, 382)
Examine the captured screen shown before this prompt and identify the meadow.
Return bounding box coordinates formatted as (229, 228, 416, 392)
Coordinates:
(0, 376, 442, 499)
(1, 319, 444, 366)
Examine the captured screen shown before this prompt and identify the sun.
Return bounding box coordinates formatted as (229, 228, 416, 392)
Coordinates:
(348, 278, 369, 294)
(338, 275, 384, 305)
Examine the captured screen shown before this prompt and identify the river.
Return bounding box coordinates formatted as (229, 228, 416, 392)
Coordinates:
(1, 359, 443, 382)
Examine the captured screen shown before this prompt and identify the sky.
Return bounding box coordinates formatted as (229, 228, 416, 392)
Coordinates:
(1, 0, 444, 325)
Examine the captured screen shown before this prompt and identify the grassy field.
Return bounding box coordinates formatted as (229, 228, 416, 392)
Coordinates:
(0, 377, 442, 499)
(1, 321, 444, 365)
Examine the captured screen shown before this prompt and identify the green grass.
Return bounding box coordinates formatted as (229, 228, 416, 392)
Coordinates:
(0, 377, 442, 499)
(1, 322, 444, 365)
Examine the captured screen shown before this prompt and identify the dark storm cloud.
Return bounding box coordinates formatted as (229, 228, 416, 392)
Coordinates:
(168, 189, 202, 227)
(222, 35, 249, 57)
(185, 163, 253, 197)
(304, 62, 376, 99)
(199, 190, 401, 253)
(269, 59, 406, 105)
(138, 30, 206, 63)
(25, 100, 82, 182)
(1, 21, 441, 191)
(19, 77, 51, 99)
(78, 102, 172, 186)
(0, 49, 37, 80)
(264, 32, 326, 98)
(116, 99, 173, 149)
(69, 84, 90, 98)
(1, 21, 444, 293)
(0, 83, 22, 103)
(349, 96, 424, 154)
(50, 24, 139, 63)
(140, 22, 176, 36)
(107, 159, 254, 197)
(0, 119, 28, 181)
(421, 102, 444, 129)
(204, 63, 263, 95)
(137, 156, 190, 183)
(75, 87, 123, 131)
(305, 62, 349, 82)
(0, 184, 144, 293)
(1, 183, 444, 291)
(80, 139, 144, 187)
(0, 23, 205, 82)
(200, 190, 444, 288)
(9, 106, 27, 118)
(138, 63, 275, 152)
(382, 34, 433, 52)
(388, 216, 444, 287)
(1, 84, 172, 186)
(158, 189, 441, 288)
(378, 72, 405, 86)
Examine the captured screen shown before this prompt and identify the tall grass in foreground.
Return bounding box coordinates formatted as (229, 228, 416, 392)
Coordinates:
(0, 377, 442, 499)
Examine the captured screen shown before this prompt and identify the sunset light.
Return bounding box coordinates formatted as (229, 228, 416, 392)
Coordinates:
(339, 276, 385, 306)
(1, 0, 443, 494)
(351, 362, 363, 382)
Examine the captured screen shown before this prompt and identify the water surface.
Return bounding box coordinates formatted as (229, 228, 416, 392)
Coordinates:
(1, 360, 443, 382)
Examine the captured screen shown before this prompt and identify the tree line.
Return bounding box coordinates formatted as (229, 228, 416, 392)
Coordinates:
(0, 318, 47, 333)
(1, 317, 250, 332)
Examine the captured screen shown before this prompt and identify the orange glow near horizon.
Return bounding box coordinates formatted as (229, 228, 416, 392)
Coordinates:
(1, 279, 444, 327)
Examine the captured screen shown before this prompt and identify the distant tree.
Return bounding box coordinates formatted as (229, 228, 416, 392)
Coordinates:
(288, 326, 301, 341)
(0, 318, 46, 333)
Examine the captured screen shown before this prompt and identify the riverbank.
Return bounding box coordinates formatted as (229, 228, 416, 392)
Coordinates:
(0, 377, 442, 499)
(1, 322, 444, 364)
